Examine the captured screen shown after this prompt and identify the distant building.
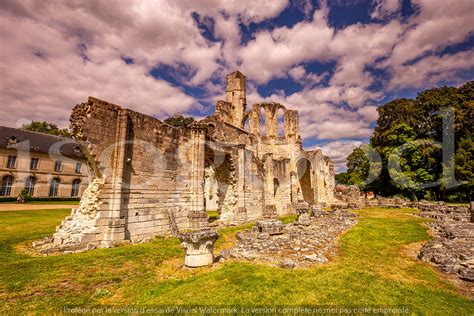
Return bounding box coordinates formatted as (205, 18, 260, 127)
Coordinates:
(0, 126, 89, 199)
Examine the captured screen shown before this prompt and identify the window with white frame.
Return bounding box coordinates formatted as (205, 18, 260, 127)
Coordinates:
(30, 158, 39, 170)
(0, 175, 14, 196)
(49, 178, 60, 197)
(7, 156, 16, 168)
(25, 176, 36, 195)
(54, 160, 62, 172)
(75, 162, 82, 174)
(71, 179, 80, 197)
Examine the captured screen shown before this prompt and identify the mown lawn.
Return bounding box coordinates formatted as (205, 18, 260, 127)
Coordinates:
(0, 208, 472, 314)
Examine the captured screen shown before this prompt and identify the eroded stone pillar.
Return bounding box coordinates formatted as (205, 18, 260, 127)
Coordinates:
(325, 159, 336, 202)
(290, 172, 298, 206)
(102, 110, 128, 246)
(189, 123, 208, 228)
(249, 105, 260, 135)
(236, 144, 247, 222)
(265, 106, 277, 138)
(263, 153, 276, 218)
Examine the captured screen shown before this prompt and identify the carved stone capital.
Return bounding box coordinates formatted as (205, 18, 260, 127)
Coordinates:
(178, 230, 219, 267)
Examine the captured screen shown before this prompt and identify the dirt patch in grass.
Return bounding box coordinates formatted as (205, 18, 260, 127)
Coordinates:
(0, 204, 75, 211)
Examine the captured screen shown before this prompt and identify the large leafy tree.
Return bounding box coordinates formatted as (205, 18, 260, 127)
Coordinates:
(344, 81, 473, 201)
(21, 121, 71, 138)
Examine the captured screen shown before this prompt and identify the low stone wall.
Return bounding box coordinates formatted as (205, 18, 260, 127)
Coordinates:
(417, 201, 473, 283)
(417, 201, 471, 222)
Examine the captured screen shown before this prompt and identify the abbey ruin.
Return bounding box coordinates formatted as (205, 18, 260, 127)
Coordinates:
(46, 71, 336, 251)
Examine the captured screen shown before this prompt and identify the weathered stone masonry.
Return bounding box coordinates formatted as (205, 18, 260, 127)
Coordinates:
(48, 71, 336, 251)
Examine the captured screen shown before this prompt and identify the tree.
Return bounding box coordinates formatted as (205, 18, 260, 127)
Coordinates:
(344, 81, 473, 201)
(335, 172, 350, 185)
(164, 114, 195, 128)
(21, 121, 71, 138)
(346, 145, 370, 186)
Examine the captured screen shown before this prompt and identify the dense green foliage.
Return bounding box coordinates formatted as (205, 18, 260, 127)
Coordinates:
(20, 121, 71, 138)
(1, 208, 472, 313)
(17, 189, 32, 201)
(164, 114, 195, 128)
(335, 172, 350, 184)
(342, 81, 473, 201)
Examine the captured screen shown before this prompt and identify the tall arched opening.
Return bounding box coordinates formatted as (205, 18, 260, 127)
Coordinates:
(297, 158, 314, 204)
(277, 107, 285, 137)
(260, 106, 266, 136)
(204, 146, 237, 222)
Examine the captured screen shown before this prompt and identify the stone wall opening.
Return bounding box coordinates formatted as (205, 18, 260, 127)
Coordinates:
(273, 178, 280, 197)
(277, 107, 285, 137)
(297, 158, 314, 204)
(204, 147, 237, 223)
(260, 107, 266, 136)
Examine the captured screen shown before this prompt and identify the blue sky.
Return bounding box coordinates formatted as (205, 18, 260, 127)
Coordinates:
(0, 0, 473, 171)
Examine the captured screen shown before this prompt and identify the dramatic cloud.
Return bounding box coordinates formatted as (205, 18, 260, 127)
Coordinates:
(388, 50, 474, 89)
(386, 0, 474, 67)
(371, 0, 401, 19)
(0, 12, 198, 127)
(239, 4, 334, 83)
(312, 140, 365, 172)
(0, 0, 472, 170)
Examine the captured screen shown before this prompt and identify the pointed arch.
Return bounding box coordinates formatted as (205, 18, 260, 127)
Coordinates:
(277, 107, 285, 137)
(260, 106, 266, 136)
(296, 158, 314, 204)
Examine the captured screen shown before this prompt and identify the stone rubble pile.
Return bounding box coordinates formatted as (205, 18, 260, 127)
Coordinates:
(224, 208, 358, 268)
(417, 201, 474, 283)
(417, 200, 471, 222)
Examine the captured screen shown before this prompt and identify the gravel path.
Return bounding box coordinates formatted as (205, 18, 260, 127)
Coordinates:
(0, 204, 75, 211)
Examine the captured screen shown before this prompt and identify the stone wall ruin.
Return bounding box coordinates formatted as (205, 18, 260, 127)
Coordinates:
(44, 71, 337, 252)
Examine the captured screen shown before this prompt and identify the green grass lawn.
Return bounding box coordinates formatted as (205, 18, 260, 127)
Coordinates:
(0, 208, 472, 314)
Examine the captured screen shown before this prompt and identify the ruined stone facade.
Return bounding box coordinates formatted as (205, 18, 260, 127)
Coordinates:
(48, 71, 336, 251)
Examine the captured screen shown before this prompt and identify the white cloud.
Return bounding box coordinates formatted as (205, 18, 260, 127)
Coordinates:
(289, 65, 328, 86)
(386, 0, 474, 67)
(239, 4, 334, 83)
(357, 106, 379, 121)
(0, 12, 197, 127)
(371, 0, 401, 19)
(0, 0, 472, 147)
(388, 50, 474, 89)
(309, 140, 365, 172)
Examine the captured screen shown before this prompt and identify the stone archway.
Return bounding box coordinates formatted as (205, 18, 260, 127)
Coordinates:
(296, 158, 314, 204)
(204, 146, 237, 223)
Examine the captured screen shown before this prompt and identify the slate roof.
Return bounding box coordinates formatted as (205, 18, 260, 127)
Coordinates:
(0, 126, 85, 159)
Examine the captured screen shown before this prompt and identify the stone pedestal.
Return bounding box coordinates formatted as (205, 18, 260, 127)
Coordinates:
(256, 219, 283, 235)
(179, 230, 219, 267)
